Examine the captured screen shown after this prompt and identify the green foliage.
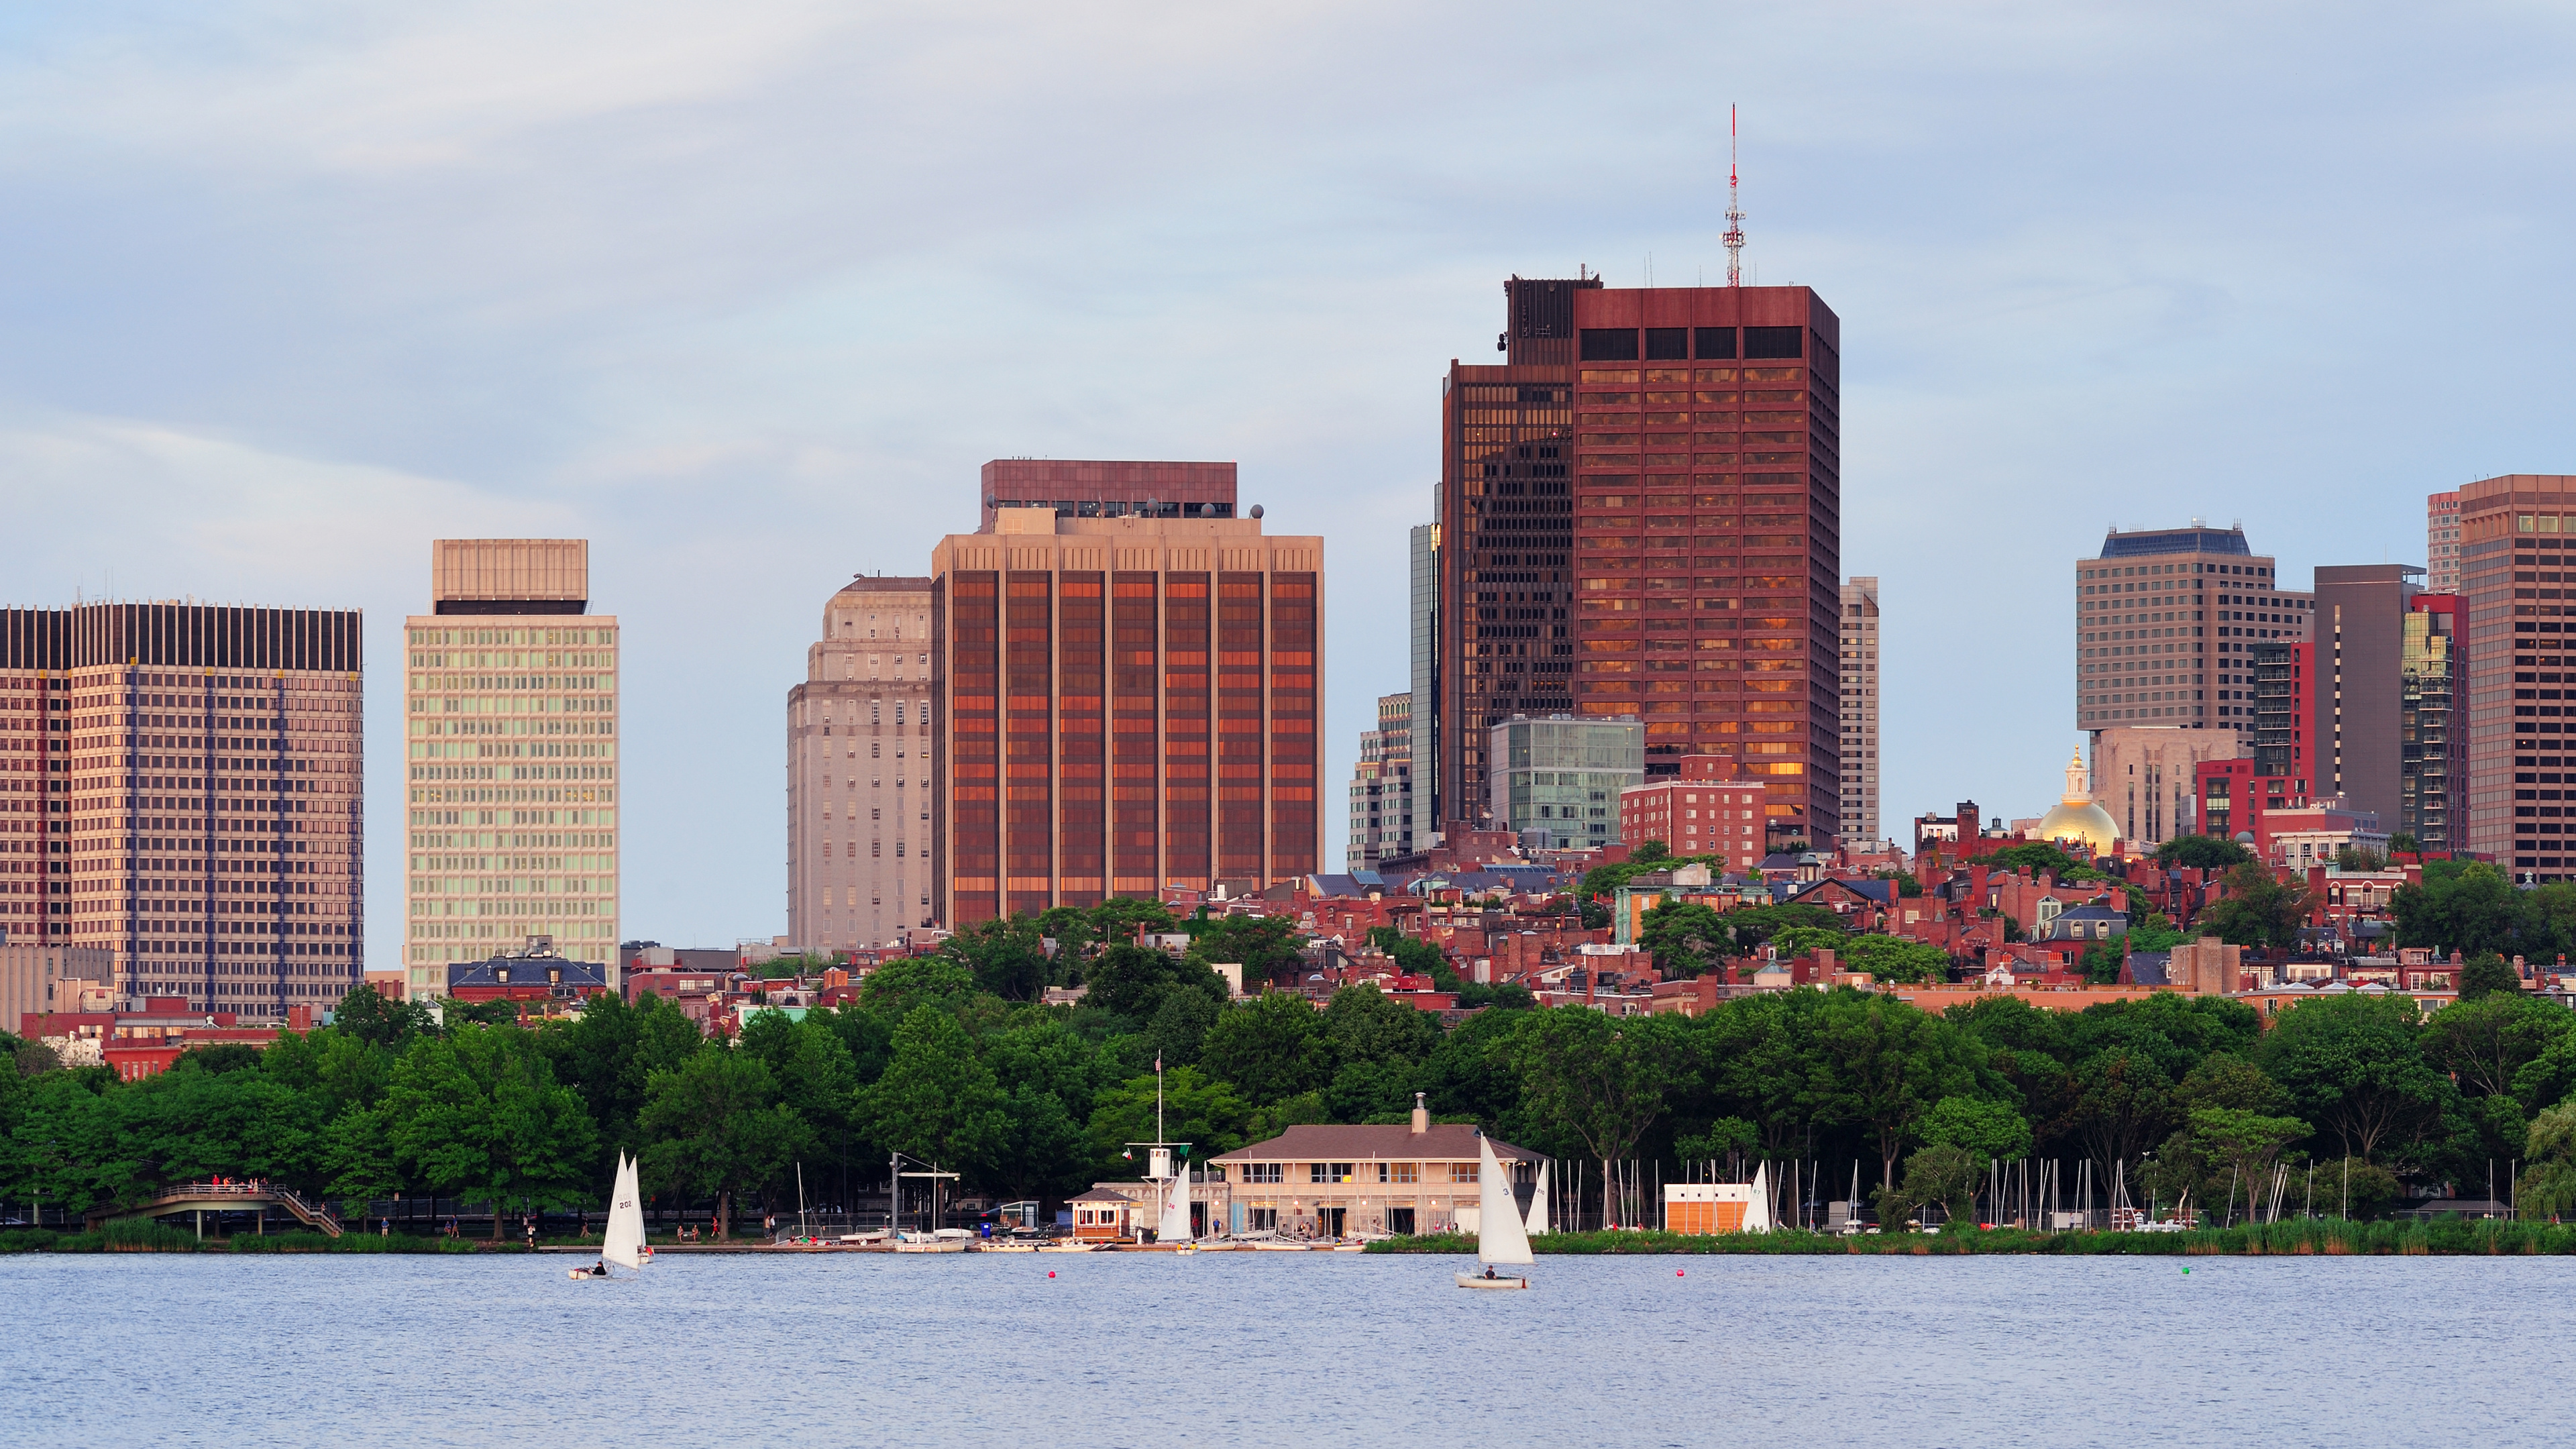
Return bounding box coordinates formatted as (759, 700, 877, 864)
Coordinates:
(859, 956, 976, 1018)
(939, 914, 1053, 1001)
(2459, 953, 2523, 1001)
(640, 1046, 812, 1238)
(855, 1007, 1003, 1179)
(1721, 903, 1845, 952)
(1768, 925, 1846, 960)
(2198, 862, 2312, 948)
(1197, 993, 1328, 1106)
(1917, 1096, 2032, 1162)
(1878, 1142, 1983, 1227)
(2389, 832, 2420, 855)
(2390, 861, 2544, 960)
(1630, 841, 1672, 864)
(2127, 911, 2188, 953)
(2259, 993, 2455, 1164)
(2155, 835, 2254, 870)
(1512, 1011, 1674, 1166)
(1837, 934, 1949, 984)
(2517, 1102, 2576, 1218)
(1972, 842, 2104, 881)
(2310, 1155, 2404, 1220)
(1637, 900, 1731, 977)
(2080, 938, 2124, 984)
(331, 985, 435, 1048)
(1084, 943, 1227, 1025)
(384, 1025, 599, 1237)
(1085, 1065, 1249, 1178)
(1186, 916, 1305, 987)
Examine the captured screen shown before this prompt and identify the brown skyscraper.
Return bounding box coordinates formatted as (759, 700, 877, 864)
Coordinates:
(2457, 475, 2576, 876)
(1562, 284, 1842, 847)
(1, 604, 363, 1017)
(932, 466, 1322, 926)
(1433, 275, 1591, 829)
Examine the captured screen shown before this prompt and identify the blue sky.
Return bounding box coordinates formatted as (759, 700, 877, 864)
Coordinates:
(2, 1, 2571, 959)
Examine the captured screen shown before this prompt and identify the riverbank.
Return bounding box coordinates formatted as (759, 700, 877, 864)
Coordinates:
(0, 1224, 521, 1254)
(1366, 1219, 2576, 1256)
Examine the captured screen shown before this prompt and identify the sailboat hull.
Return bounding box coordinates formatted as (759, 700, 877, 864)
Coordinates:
(1455, 1272, 1530, 1290)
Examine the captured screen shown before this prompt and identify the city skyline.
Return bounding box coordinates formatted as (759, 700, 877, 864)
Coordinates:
(2, 5, 2567, 955)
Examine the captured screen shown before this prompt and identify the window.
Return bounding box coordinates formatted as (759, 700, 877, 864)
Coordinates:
(1695, 327, 1735, 359)
(1744, 326, 1804, 359)
(1379, 1162, 1419, 1184)
(1644, 327, 1688, 360)
(1242, 1163, 1282, 1184)
(1246, 1207, 1278, 1231)
(1580, 328, 1640, 362)
(1307, 1162, 1354, 1184)
(1449, 1162, 1482, 1184)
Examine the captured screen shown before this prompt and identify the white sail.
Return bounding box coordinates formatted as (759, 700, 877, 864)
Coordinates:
(1159, 1165, 1193, 1243)
(604, 1152, 646, 1269)
(1742, 1161, 1776, 1234)
(1524, 1161, 1552, 1236)
(1476, 1136, 1533, 1266)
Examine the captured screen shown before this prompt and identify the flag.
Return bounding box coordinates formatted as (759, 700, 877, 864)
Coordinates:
(1155, 1054, 1163, 1072)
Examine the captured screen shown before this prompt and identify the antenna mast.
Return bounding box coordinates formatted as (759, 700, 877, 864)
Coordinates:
(1724, 105, 1747, 287)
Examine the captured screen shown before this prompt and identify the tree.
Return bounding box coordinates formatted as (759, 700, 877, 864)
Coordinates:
(1769, 925, 1846, 960)
(2459, 953, 2523, 1001)
(1087, 896, 1178, 943)
(2516, 1102, 2576, 1219)
(541, 990, 704, 1168)
(1838, 934, 1949, 985)
(1196, 992, 1329, 1106)
(639, 1048, 810, 1239)
(2390, 861, 2532, 959)
(2155, 835, 2253, 871)
(2422, 993, 2569, 1102)
(2186, 1107, 2310, 1225)
(2127, 911, 2188, 953)
(1637, 900, 1731, 977)
(1810, 993, 1985, 1196)
(1917, 1095, 2031, 1162)
(2080, 938, 2125, 985)
(1146, 990, 1220, 1069)
(1513, 1010, 1674, 1189)
(1321, 985, 1440, 1073)
(332, 984, 435, 1048)
(2198, 863, 2312, 949)
(1720, 903, 1846, 952)
(1085, 1065, 1250, 1179)
(1083, 943, 1225, 1024)
(940, 915, 1051, 1002)
(854, 1007, 1006, 1188)
(2259, 993, 2453, 1163)
(1878, 1143, 1982, 1228)
(2065, 1048, 2178, 1192)
(2311, 1155, 2403, 1220)
(384, 1025, 600, 1240)
(1972, 842, 2104, 881)
(1187, 916, 1305, 987)
(860, 955, 977, 1018)
(737, 1011, 861, 1197)
(1630, 840, 1673, 864)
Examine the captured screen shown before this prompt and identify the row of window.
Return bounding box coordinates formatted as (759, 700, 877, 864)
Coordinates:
(1579, 327, 1805, 362)
(1233, 1161, 1479, 1185)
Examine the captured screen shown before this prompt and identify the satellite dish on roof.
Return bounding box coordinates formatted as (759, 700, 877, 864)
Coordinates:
(1250, 504, 1264, 519)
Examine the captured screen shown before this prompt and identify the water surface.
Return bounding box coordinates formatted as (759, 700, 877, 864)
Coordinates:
(3, 1249, 2555, 1447)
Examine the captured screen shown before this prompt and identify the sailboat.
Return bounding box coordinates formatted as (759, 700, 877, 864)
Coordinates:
(1525, 1161, 1552, 1236)
(570, 1152, 649, 1281)
(1160, 1165, 1195, 1253)
(1455, 1136, 1533, 1290)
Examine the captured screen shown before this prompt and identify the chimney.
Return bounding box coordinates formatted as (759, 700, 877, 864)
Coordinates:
(1411, 1092, 1429, 1136)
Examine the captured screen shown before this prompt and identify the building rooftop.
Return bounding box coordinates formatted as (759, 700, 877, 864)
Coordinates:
(2098, 526, 2253, 559)
(1213, 1122, 1542, 1165)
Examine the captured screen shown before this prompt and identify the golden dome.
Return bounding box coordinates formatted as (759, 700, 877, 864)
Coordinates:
(2036, 751, 2120, 855)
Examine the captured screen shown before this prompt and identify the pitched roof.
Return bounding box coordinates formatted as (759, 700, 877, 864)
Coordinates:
(1211, 1122, 1543, 1165)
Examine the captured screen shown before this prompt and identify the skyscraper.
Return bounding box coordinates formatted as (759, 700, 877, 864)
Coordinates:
(788, 576, 934, 951)
(2401, 594, 2462, 852)
(2311, 564, 2423, 826)
(931, 480, 1322, 926)
(1434, 275, 1589, 834)
(1562, 284, 1843, 851)
(1345, 692, 1413, 869)
(0, 603, 363, 1017)
(2077, 525, 2311, 738)
(2428, 490, 2463, 594)
(402, 540, 619, 996)
(1839, 576, 1879, 847)
(2455, 476, 2576, 876)
(1486, 714, 1643, 849)
(1409, 521, 1440, 833)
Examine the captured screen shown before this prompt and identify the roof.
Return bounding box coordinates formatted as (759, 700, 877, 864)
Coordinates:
(2053, 904, 2127, 920)
(1067, 1185, 1141, 1204)
(2100, 527, 2251, 558)
(1212, 1122, 1543, 1165)
(448, 954, 610, 991)
(1788, 878, 1892, 906)
(2127, 952, 2171, 986)
(1305, 873, 1387, 898)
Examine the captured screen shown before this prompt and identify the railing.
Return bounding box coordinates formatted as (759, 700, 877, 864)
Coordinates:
(95, 1181, 343, 1237)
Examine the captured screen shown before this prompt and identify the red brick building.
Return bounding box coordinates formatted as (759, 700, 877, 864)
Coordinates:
(1617, 754, 1769, 869)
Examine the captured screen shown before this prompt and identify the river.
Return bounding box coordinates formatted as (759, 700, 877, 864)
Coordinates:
(1, 1249, 2552, 1446)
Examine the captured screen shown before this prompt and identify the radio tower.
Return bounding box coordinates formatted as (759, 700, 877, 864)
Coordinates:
(1723, 105, 1747, 287)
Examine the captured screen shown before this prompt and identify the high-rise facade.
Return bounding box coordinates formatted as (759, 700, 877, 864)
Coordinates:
(2311, 564, 2423, 826)
(1345, 692, 1413, 869)
(1409, 521, 1440, 833)
(402, 541, 619, 996)
(0, 603, 363, 1017)
(2401, 594, 2463, 852)
(2088, 727, 2245, 847)
(1838, 576, 1879, 847)
(2428, 490, 2463, 594)
(2455, 476, 2576, 877)
(1434, 276, 1591, 833)
(2077, 525, 2311, 738)
(1486, 714, 1644, 850)
(788, 576, 934, 950)
(931, 490, 1322, 926)
(1560, 284, 1843, 853)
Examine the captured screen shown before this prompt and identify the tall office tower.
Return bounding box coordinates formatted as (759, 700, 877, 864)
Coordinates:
(2456, 476, 2576, 877)
(1486, 714, 1643, 849)
(2311, 564, 2424, 824)
(1564, 284, 1842, 851)
(1409, 521, 1440, 831)
(2253, 641, 2314, 782)
(402, 540, 619, 996)
(1838, 576, 1879, 847)
(930, 486, 1323, 926)
(2428, 490, 2463, 594)
(2402, 594, 2463, 851)
(2078, 524, 2311, 738)
(1344, 692, 1413, 869)
(788, 576, 934, 950)
(0, 604, 362, 1016)
(1434, 274, 1593, 833)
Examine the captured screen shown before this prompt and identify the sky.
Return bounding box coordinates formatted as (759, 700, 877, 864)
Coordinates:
(3, 1, 2573, 961)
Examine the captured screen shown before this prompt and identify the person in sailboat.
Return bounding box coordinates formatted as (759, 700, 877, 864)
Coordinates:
(1483, 1265, 1497, 1279)
(584, 1258, 608, 1277)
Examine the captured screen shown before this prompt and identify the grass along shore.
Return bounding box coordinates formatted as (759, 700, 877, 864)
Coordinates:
(1367, 1219, 2576, 1256)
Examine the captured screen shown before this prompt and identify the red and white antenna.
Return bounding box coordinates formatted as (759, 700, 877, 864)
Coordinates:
(1723, 105, 1747, 288)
